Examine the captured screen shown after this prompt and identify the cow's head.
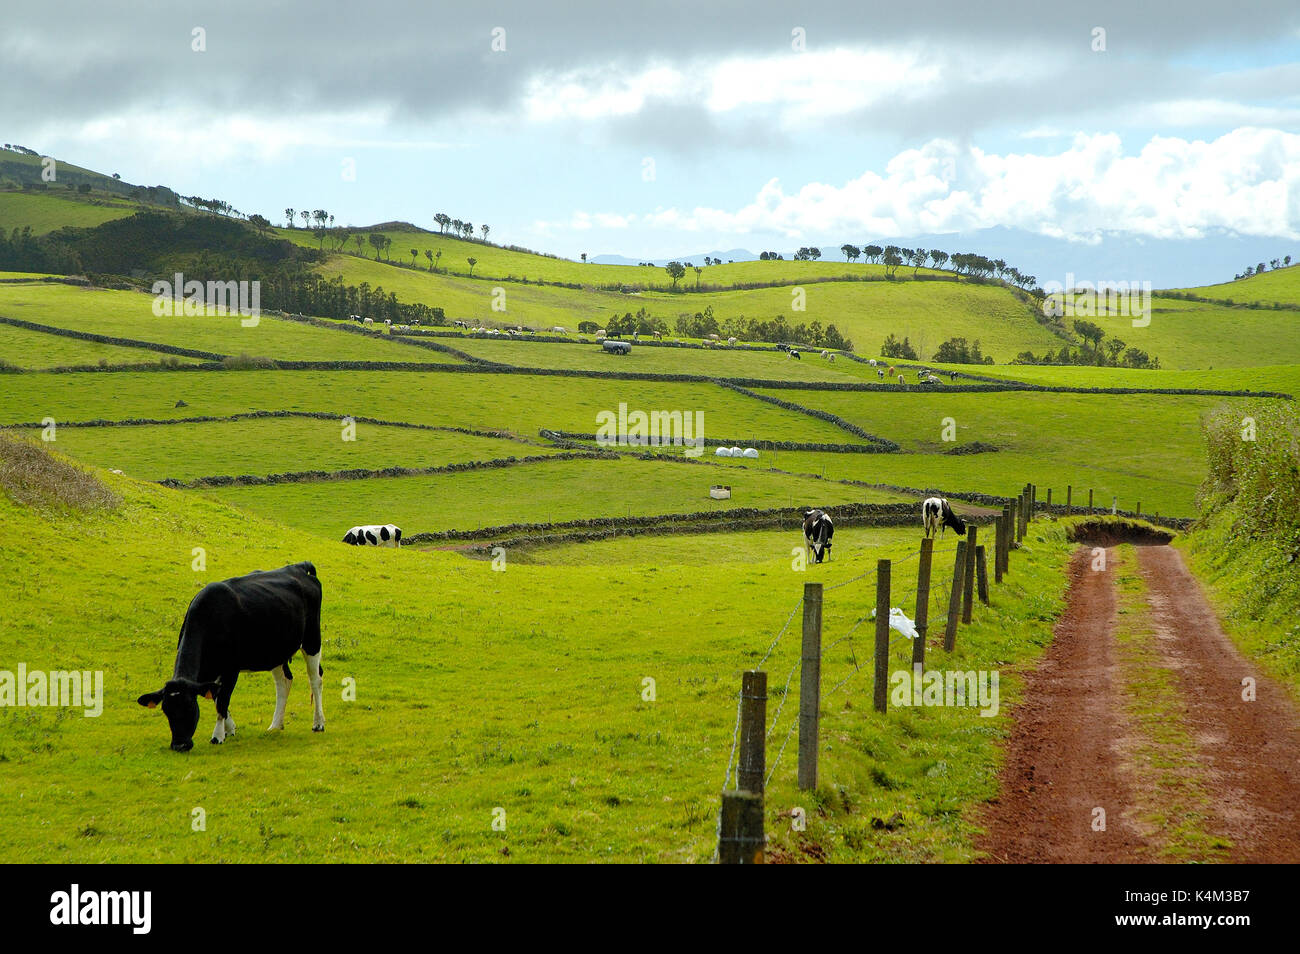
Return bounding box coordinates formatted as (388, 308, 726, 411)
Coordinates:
(137, 678, 219, 751)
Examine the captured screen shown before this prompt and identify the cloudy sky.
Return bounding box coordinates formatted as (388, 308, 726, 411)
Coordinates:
(4, 1, 1299, 281)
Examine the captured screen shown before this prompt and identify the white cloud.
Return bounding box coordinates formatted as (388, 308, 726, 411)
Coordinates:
(539, 129, 1300, 242)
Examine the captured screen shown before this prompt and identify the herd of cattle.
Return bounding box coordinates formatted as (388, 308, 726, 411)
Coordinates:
(138, 498, 969, 751)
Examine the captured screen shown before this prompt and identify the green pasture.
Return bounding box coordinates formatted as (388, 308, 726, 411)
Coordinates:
(0, 190, 138, 234)
(0, 283, 463, 364)
(0, 321, 204, 369)
(0, 369, 864, 446)
(0, 463, 1074, 862)
(7, 417, 561, 483)
(201, 455, 910, 537)
(1171, 264, 1300, 307)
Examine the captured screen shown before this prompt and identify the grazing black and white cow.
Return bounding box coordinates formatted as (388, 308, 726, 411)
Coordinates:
(342, 524, 402, 547)
(137, 562, 324, 751)
(802, 508, 834, 563)
(922, 496, 967, 538)
(789, 349, 801, 360)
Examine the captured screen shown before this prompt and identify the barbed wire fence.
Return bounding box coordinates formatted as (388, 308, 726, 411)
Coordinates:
(715, 489, 1034, 862)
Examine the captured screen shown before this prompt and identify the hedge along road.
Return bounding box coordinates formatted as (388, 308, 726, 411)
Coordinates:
(977, 531, 1300, 863)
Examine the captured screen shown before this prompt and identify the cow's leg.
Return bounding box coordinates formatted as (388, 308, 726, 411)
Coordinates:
(211, 673, 238, 744)
(302, 648, 325, 732)
(269, 663, 291, 731)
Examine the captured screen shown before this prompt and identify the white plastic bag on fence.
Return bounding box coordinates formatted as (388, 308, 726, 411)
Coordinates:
(869, 607, 919, 640)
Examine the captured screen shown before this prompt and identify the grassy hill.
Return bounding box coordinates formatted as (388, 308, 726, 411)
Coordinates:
(0, 436, 1075, 862)
(1171, 263, 1300, 306)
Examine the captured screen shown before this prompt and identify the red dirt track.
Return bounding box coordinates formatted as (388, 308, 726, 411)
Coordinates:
(977, 543, 1300, 863)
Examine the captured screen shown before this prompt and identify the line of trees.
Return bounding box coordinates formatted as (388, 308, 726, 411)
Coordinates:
(1233, 255, 1293, 280)
(672, 306, 852, 350)
(433, 213, 489, 242)
(1014, 319, 1160, 368)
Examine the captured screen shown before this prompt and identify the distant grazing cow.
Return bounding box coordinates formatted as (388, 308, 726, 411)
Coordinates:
(802, 509, 834, 564)
(137, 562, 324, 751)
(888, 366, 896, 377)
(820, 350, 829, 358)
(877, 368, 884, 380)
(363, 317, 373, 327)
(922, 497, 967, 538)
(827, 353, 835, 363)
(552, 326, 567, 334)
(728, 337, 738, 347)
(777, 343, 790, 352)
(949, 371, 957, 381)
(342, 524, 402, 547)
(109, 468, 124, 475)
(349, 314, 362, 323)
(655, 331, 664, 341)
(869, 359, 878, 367)
(789, 349, 801, 360)
(898, 373, 907, 386)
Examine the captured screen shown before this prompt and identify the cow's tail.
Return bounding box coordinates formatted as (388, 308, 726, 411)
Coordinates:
(281, 661, 293, 680)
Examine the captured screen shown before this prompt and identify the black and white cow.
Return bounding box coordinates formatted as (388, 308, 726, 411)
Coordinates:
(802, 508, 834, 563)
(137, 562, 324, 751)
(922, 496, 967, 538)
(342, 524, 402, 547)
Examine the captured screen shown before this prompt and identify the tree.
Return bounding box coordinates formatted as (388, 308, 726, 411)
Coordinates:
(313, 228, 327, 248)
(1072, 319, 1105, 352)
(410, 248, 418, 266)
(665, 261, 686, 288)
(354, 233, 364, 255)
(882, 247, 903, 278)
(581, 253, 587, 263)
(463, 222, 473, 239)
(864, 244, 882, 263)
(285, 207, 295, 228)
(435, 213, 450, 233)
(930, 249, 949, 270)
(299, 210, 309, 229)
(1105, 338, 1126, 364)
(481, 224, 489, 242)
(435, 250, 442, 272)
(467, 257, 477, 276)
(841, 244, 860, 263)
(909, 247, 928, 276)
(694, 265, 703, 289)
(368, 233, 384, 260)
(424, 249, 434, 271)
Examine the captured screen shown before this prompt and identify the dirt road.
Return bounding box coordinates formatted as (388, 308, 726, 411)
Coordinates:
(977, 541, 1300, 863)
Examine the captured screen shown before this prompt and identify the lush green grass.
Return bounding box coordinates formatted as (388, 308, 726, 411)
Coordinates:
(970, 362, 1300, 395)
(0, 457, 1074, 862)
(322, 254, 1058, 363)
(747, 387, 1233, 515)
(440, 334, 864, 382)
(9, 417, 561, 482)
(0, 321, 204, 369)
(0, 283, 463, 364)
(288, 224, 952, 289)
(0, 190, 138, 234)
(1043, 295, 1300, 369)
(203, 455, 911, 537)
(0, 369, 864, 445)
(1171, 263, 1300, 307)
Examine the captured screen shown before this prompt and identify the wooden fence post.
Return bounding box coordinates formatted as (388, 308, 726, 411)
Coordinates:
(1088, 488, 1094, 510)
(1136, 501, 1141, 517)
(962, 525, 977, 624)
(738, 671, 767, 796)
(1001, 504, 1013, 575)
(1046, 488, 1052, 509)
(797, 583, 822, 792)
(1112, 495, 1117, 515)
(912, 538, 932, 671)
(718, 791, 764, 864)
(944, 541, 967, 651)
(976, 545, 989, 605)
(873, 560, 891, 714)
(1066, 485, 1073, 516)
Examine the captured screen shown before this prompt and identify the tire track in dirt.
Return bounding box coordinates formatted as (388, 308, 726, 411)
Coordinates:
(978, 540, 1300, 863)
(1135, 545, 1300, 862)
(975, 546, 1155, 863)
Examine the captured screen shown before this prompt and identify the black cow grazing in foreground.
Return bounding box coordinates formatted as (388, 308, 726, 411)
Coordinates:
(802, 508, 834, 563)
(922, 496, 967, 538)
(137, 562, 324, 751)
(343, 524, 401, 547)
